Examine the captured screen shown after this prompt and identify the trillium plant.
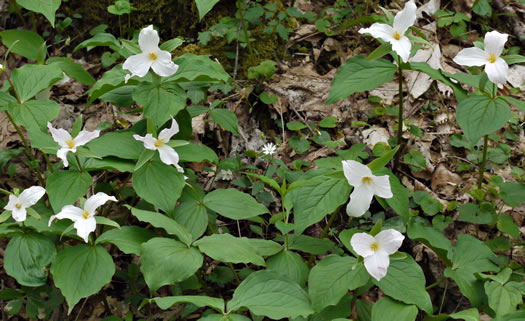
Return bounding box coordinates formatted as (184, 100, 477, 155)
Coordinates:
(1, 1, 525, 321)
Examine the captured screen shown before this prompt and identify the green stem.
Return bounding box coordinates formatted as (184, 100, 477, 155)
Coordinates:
(43, 153, 54, 173)
(0, 188, 11, 195)
(397, 59, 404, 146)
(228, 262, 241, 285)
(477, 135, 489, 190)
(425, 276, 445, 290)
(75, 154, 84, 173)
(238, 0, 253, 56)
(320, 208, 339, 239)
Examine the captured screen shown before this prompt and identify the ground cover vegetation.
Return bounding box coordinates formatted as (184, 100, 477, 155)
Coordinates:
(0, 0, 524, 320)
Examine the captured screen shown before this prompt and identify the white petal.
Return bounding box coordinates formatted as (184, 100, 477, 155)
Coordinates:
(151, 50, 179, 77)
(342, 160, 371, 187)
(47, 122, 72, 147)
(133, 134, 158, 150)
(124, 74, 132, 83)
(18, 186, 46, 207)
(122, 53, 154, 78)
(453, 47, 490, 67)
(346, 185, 374, 217)
(4, 194, 19, 211)
(56, 147, 71, 168)
(484, 57, 509, 84)
(158, 145, 181, 167)
(74, 129, 100, 147)
(158, 117, 179, 141)
(55, 205, 84, 222)
(359, 23, 395, 43)
(484, 31, 508, 57)
(393, 0, 417, 36)
(391, 36, 412, 62)
(370, 175, 393, 199)
(11, 206, 27, 222)
(138, 25, 160, 53)
(74, 216, 96, 243)
(375, 229, 405, 255)
(84, 192, 117, 216)
(350, 233, 377, 257)
(364, 252, 390, 281)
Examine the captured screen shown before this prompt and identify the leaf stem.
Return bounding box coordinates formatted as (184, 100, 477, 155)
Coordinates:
(0, 188, 11, 195)
(394, 57, 405, 169)
(477, 134, 489, 190)
(75, 154, 84, 173)
(228, 262, 241, 285)
(238, 0, 254, 56)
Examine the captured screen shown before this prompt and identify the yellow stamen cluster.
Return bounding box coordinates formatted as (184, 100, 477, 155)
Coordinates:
(370, 242, 379, 251)
(82, 210, 90, 219)
(488, 53, 497, 63)
(15, 203, 22, 209)
(149, 52, 158, 61)
(65, 139, 75, 149)
(361, 176, 372, 184)
(154, 139, 165, 148)
(393, 31, 401, 40)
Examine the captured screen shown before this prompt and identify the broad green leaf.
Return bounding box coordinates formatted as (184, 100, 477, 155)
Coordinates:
(228, 270, 314, 319)
(129, 206, 192, 246)
(196, 0, 220, 20)
(132, 82, 186, 127)
(46, 170, 92, 212)
(367, 145, 399, 172)
(497, 213, 520, 238)
(140, 238, 202, 292)
(152, 295, 224, 312)
(0, 30, 45, 61)
(245, 172, 281, 192)
(74, 33, 120, 52)
(172, 187, 209, 242)
(8, 100, 60, 131)
(50, 244, 115, 314)
(200, 315, 251, 321)
(170, 53, 231, 82)
(247, 239, 282, 257)
(10, 64, 63, 103)
(83, 157, 135, 172)
(485, 281, 522, 316)
(203, 188, 269, 220)
(457, 202, 496, 225)
(132, 160, 185, 213)
(327, 56, 396, 104)
(366, 42, 393, 61)
(374, 255, 433, 314)
(87, 65, 128, 104)
(177, 143, 219, 163)
(95, 226, 156, 255)
(159, 38, 184, 52)
(194, 234, 266, 266)
(450, 308, 480, 321)
(47, 57, 96, 86)
(492, 312, 525, 321)
(209, 109, 240, 136)
(371, 297, 417, 321)
(86, 131, 143, 159)
(267, 250, 309, 287)
(308, 255, 369, 312)
(456, 95, 511, 143)
(4, 232, 56, 286)
(289, 234, 335, 255)
(501, 96, 525, 114)
(499, 182, 525, 207)
(16, 0, 61, 26)
(408, 62, 467, 101)
(288, 175, 350, 234)
(407, 218, 452, 265)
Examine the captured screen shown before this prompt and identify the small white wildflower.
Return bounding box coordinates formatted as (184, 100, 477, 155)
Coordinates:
(4, 186, 46, 222)
(48, 122, 100, 168)
(217, 169, 234, 181)
(261, 143, 277, 156)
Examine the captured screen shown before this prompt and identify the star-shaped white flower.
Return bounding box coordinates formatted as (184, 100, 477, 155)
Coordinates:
(351, 229, 405, 281)
(453, 30, 509, 85)
(47, 122, 100, 168)
(261, 142, 277, 156)
(4, 186, 46, 222)
(359, 0, 417, 62)
(48, 192, 117, 243)
(133, 118, 184, 172)
(342, 160, 393, 217)
(122, 25, 179, 83)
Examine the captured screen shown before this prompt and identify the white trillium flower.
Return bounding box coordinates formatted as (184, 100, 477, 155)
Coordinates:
(359, 0, 417, 62)
(4, 186, 46, 222)
(453, 31, 509, 85)
(351, 229, 405, 281)
(122, 25, 179, 83)
(47, 122, 100, 168)
(261, 142, 277, 156)
(133, 118, 184, 172)
(342, 160, 393, 217)
(48, 192, 117, 243)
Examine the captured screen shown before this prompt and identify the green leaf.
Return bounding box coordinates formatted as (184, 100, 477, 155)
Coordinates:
(457, 203, 496, 225)
(245, 172, 281, 192)
(247, 60, 277, 80)
(159, 38, 184, 52)
(492, 312, 525, 321)
(456, 95, 511, 143)
(288, 234, 335, 255)
(308, 255, 369, 312)
(203, 188, 269, 220)
(170, 53, 230, 82)
(473, 0, 492, 17)
(0, 29, 45, 61)
(4, 232, 56, 286)
(209, 109, 240, 136)
(449, 308, 480, 321)
(499, 182, 525, 207)
(195, 0, 220, 20)
(374, 255, 433, 314)
(497, 213, 520, 238)
(86, 131, 143, 159)
(267, 250, 309, 287)
(8, 100, 60, 131)
(194, 234, 266, 266)
(376, 168, 410, 220)
(95, 216, 120, 229)
(74, 33, 120, 52)
(172, 187, 208, 242)
(366, 42, 392, 61)
(227, 270, 314, 319)
(367, 145, 399, 172)
(327, 56, 396, 104)
(47, 57, 96, 86)
(46, 170, 92, 212)
(371, 297, 418, 321)
(128, 206, 192, 246)
(132, 82, 186, 127)
(16, 0, 61, 26)
(409, 62, 467, 101)
(50, 244, 115, 314)
(485, 281, 522, 316)
(10, 64, 63, 103)
(407, 218, 452, 265)
(140, 238, 202, 293)
(132, 160, 185, 213)
(151, 295, 224, 312)
(95, 226, 156, 255)
(287, 175, 350, 234)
